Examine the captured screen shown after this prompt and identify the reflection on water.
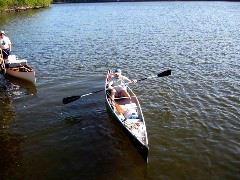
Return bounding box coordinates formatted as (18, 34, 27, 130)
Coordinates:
(0, 81, 15, 128)
(5, 75, 37, 97)
(0, 80, 22, 179)
(0, 75, 37, 179)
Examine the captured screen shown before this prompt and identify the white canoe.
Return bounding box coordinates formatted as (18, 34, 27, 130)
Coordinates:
(5, 55, 36, 84)
(105, 70, 149, 161)
(6, 66, 36, 84)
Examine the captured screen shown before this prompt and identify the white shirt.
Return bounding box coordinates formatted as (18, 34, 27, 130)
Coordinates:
(110, 76, 129, 92)
(0, 36, 11, 49)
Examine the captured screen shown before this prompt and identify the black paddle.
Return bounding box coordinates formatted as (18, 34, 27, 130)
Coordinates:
(62, 69, 171, 104)
(137, 69, 171, 82)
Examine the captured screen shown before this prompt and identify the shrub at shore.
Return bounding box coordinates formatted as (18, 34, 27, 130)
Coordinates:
(0, 0, 52, 12)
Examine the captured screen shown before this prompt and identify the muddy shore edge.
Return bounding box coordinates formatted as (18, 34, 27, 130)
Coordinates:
(0, 5, 49, 13)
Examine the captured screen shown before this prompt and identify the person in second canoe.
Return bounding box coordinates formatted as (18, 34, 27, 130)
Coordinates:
(108, 69, 137, 106)
(0, 31, 12, 60)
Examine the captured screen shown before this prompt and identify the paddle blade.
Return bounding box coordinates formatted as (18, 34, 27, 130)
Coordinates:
(63, 96, 80, 104)
(157, 69, 171, 77)
(115, 103, 125, 114)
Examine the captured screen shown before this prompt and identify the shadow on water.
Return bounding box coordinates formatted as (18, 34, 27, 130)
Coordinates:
(0, 81, 24, 179)
(0, 8, 47, 25)
(43, 100, 148, 179)
(0, 132, 24, 179)
(0, 75, 37, 179)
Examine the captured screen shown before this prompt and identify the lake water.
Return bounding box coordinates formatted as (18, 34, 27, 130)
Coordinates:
(0, 2, 240, 179)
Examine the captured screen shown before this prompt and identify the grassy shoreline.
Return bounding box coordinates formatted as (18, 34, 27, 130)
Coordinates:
(0, 0, 52, 12)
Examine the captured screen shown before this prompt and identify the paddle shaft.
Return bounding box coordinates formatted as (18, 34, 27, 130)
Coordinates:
(62, 69, 171, 104)
(0, 49, 6, 74)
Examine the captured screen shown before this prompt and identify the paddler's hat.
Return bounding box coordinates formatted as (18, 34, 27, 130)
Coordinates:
(0, 31, 6, 35)
(115, 68, 122, 74)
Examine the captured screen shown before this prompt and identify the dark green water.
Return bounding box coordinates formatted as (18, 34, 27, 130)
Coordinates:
(0, 2, 240, 179)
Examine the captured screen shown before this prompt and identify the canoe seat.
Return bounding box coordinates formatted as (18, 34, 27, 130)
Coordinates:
(5, 55, 27, 68)
(119, 103, 139, 119)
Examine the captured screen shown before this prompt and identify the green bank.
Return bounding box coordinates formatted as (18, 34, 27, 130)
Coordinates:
(0, 0, 52, 12)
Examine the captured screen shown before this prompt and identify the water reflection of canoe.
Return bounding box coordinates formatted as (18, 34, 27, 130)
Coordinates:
(6, 66, 36, 85)
(105, 70, 149, 162)
(5, 55, 36, 85)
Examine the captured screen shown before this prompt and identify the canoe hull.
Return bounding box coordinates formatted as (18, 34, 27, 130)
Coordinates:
(6, 68, 36, 84)
(4, 55, 36, 84)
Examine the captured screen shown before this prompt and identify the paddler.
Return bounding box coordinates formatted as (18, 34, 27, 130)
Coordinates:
(0, 31, 12, 60)
(108, 69, 137, 106)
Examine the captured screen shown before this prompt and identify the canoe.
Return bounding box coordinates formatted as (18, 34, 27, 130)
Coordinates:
(5, 55, 36, 84)
(6, 66, 36, 84)
(105, 71, 149, 161)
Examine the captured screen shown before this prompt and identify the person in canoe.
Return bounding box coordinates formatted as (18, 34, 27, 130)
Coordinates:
(0, 31, 12, 60)
(108, 69, 137, 106)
